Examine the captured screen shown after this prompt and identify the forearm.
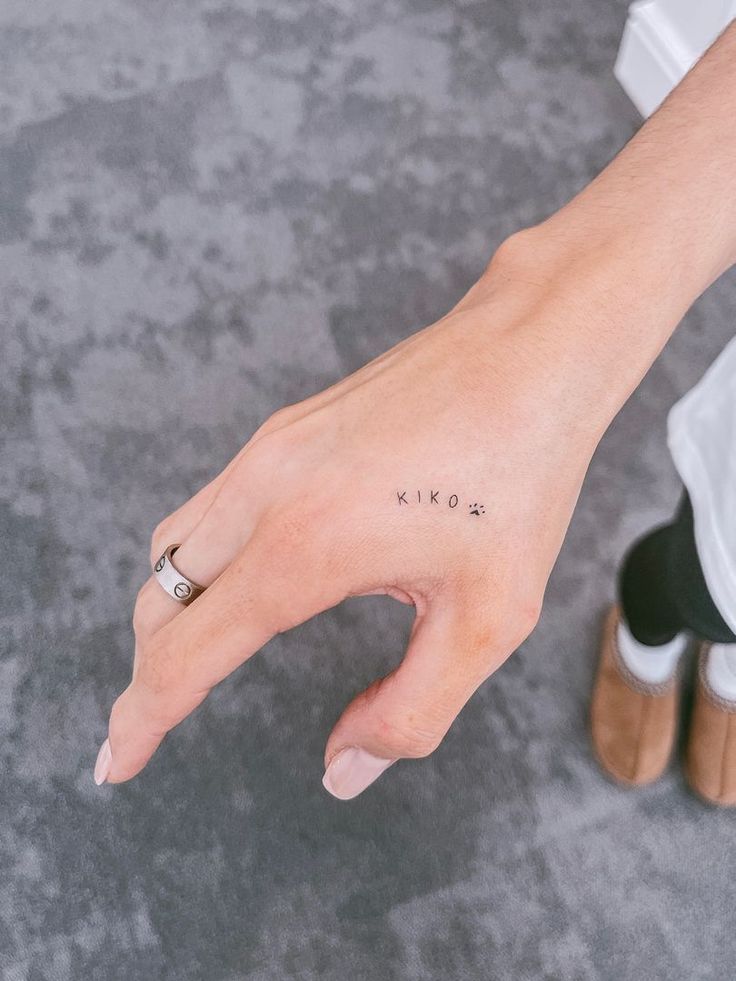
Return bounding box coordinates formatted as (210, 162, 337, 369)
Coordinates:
(551, 20, 736, 327)
(468, 21, 736, 442)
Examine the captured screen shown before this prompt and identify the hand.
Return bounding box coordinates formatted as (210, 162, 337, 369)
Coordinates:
(99, 233, 612, 798)
(100, 23, 736, 796)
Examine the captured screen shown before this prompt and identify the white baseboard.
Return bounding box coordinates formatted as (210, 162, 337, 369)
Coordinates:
(615, 0, 736, 117)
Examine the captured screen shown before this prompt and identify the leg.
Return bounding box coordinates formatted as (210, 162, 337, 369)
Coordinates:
(619, 522, 685, 646)
(665, 494, 736, 644)
(619, 492, 736, 645)
(594, 490, 736, 796)
(591, 494, 692, 785)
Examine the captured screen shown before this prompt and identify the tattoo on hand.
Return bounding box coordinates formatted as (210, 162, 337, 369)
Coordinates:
(396, 490, 485, 516)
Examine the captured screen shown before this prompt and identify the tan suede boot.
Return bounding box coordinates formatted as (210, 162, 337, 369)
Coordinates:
(685, 645, 736, 806)
(591, 605, 681, 786)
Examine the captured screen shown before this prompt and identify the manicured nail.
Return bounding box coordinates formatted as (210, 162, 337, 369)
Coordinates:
(94, 738, 112, 786)
(322, 747, 395, 800)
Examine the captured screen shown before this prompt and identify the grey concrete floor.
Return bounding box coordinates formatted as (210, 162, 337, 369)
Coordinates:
(2, 2, 735, 979)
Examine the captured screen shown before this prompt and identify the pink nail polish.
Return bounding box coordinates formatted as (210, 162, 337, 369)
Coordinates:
(322, 747, 395, 800)
(94, 738, 112, 786)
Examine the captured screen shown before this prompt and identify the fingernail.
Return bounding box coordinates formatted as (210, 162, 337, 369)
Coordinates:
(94, 738, 112, 786)
(322, 747, 395, 800)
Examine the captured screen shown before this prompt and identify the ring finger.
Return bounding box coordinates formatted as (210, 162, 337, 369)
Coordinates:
(134, 468, 264, 654)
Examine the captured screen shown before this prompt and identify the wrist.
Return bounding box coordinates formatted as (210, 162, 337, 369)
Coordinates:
(457, 20, 736, 454)
(488, 220, 704, 343)
(465, 225, 682, 441)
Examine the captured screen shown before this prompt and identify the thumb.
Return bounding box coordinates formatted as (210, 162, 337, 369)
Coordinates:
(322, 598, 504, 800)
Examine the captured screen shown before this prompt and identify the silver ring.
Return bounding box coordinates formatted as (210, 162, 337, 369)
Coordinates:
(152, 544, 206, 606)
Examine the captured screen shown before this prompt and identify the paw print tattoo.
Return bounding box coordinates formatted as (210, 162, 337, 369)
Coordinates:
(469, 503, 485, 516)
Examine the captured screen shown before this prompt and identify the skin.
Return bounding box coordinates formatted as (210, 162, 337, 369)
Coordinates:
(99, 23, 736, 797)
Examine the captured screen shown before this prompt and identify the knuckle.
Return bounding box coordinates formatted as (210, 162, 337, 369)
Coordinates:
(108, 682, 166, 744)
(132, 584, 154, 636)
(135, 642, 174, 699)
(107, 688, 126, 728)
(255, 474, 342, 566)
(499, 593, 543, 650)
(150, 517, 174, 564)
(252, 404, 299, 439)
(107, 688, 131, 743)
(245, 508, 341, 632)
(263, 502, 329, 553)
(263, 405, 297, 431)
(485, 228, 538, 279)
(462, 583, 543, 656)
(376, 711, 443, 759)
(238, 429, 289, 485)
(131, 649, 207, 735)
(519, 596, 543, 638)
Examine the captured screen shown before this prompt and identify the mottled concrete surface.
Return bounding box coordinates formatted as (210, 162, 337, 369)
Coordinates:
(2, 2, 735, 979)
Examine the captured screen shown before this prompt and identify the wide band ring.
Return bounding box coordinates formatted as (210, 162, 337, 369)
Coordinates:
(152, 544, 206, 606)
